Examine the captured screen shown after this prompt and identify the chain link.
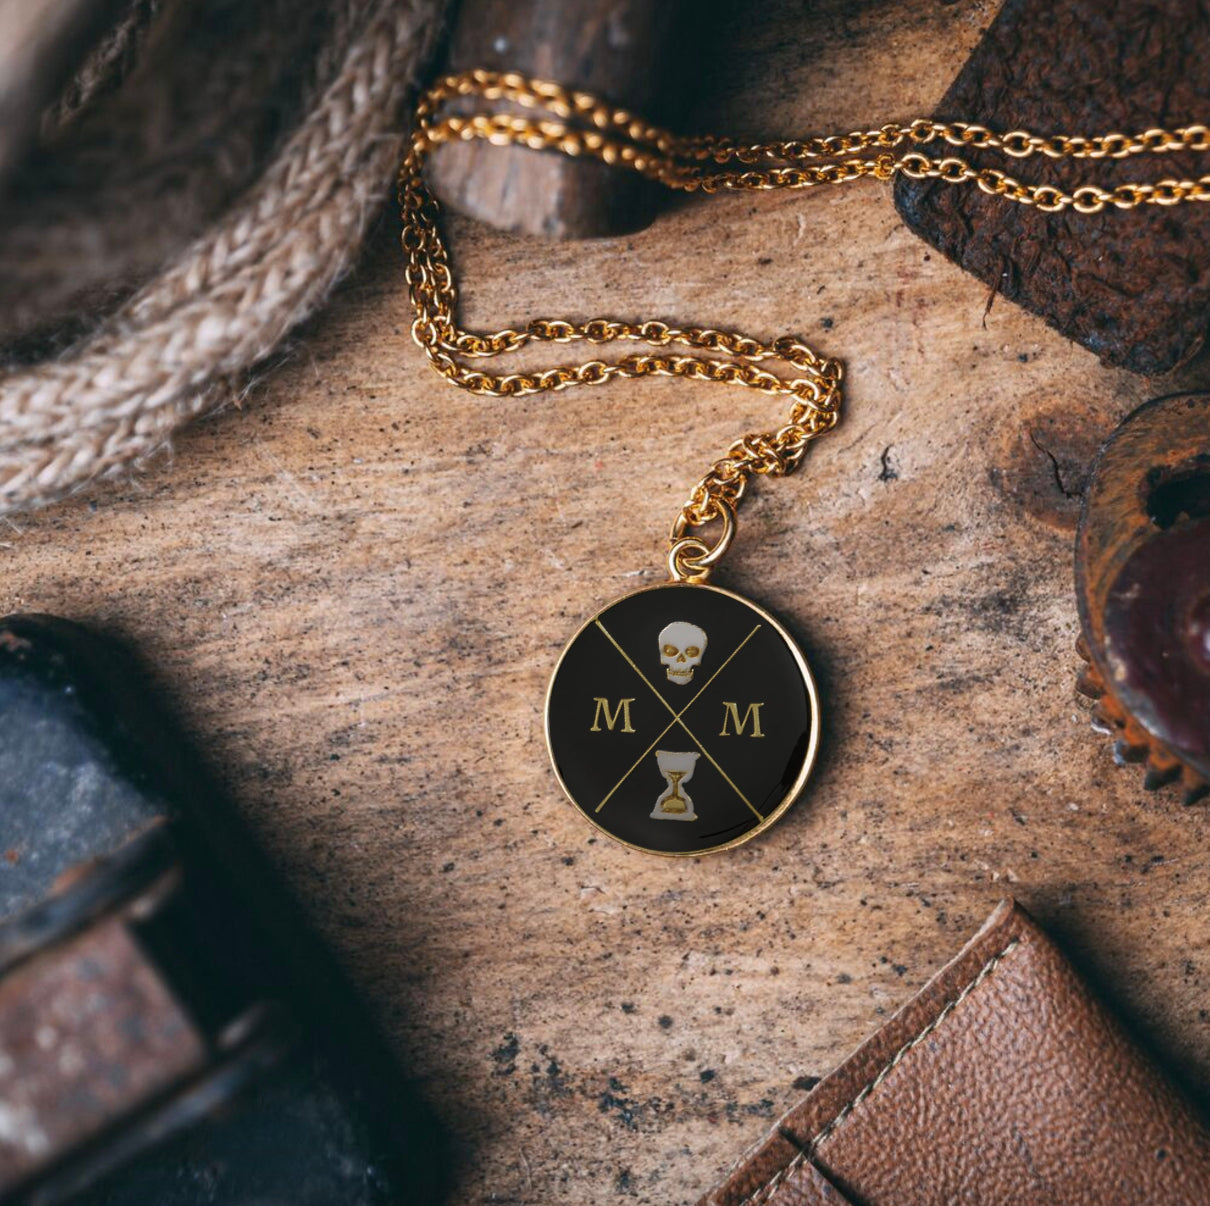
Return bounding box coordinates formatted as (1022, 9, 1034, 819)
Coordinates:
(400, 70, 1210, 576)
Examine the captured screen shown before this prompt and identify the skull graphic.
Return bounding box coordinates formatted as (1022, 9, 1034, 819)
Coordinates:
(659, 620, 707, 685)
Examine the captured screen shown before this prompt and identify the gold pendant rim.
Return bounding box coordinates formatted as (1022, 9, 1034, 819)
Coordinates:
(544, 580, 822, 858)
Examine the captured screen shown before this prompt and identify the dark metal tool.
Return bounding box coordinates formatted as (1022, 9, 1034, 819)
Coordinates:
(1075, 395, 1210, 803)
(0, 616, 445, 1204)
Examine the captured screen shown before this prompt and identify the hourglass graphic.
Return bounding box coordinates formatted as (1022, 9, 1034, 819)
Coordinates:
(652, 750, 700, 821)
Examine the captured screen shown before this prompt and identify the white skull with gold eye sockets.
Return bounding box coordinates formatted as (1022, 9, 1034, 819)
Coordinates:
(658, 621, 707, 685)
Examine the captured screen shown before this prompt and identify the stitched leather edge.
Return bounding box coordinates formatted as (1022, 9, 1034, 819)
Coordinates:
(732, 937, 1024, 1206)
(735, 1150, 809, 1206)
(809, 938, 1023, 1153)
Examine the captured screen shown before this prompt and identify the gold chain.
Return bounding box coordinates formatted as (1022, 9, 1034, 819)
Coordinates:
(399, 69, 1210, 579)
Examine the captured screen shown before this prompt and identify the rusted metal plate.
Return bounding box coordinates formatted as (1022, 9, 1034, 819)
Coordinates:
(0, 905, 206, 1191)
(894, 0, 1210, 375)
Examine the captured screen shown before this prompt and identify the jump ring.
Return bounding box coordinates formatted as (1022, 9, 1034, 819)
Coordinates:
(667, 498, 737, 581)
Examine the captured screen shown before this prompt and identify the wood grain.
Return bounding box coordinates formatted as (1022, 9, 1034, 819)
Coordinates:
(5, 1, 1210, 1202)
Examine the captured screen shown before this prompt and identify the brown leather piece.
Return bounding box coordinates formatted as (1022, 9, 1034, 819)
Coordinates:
(767, 1160, 854, 1205)
(700, 900, 1210, 1206)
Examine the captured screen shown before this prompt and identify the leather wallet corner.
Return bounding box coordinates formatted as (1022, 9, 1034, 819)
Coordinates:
(700, 899, 1210, 1206)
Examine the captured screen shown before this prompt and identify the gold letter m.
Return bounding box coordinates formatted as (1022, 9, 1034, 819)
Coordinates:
(720, 701, 765, 737)
(591, 697, 636, 733)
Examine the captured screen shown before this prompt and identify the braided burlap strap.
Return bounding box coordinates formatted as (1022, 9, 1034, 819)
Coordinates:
(0, 0, 445, 513)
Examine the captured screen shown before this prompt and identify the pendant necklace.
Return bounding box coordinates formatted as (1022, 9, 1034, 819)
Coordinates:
(399, 70, 1210, 856)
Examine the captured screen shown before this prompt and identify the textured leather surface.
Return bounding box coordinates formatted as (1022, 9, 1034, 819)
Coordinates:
(767, 1160, 854, 1204)
(700, 900, 1210, 1206)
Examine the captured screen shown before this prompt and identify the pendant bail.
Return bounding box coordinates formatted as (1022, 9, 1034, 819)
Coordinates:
(668, 498, 736, 583)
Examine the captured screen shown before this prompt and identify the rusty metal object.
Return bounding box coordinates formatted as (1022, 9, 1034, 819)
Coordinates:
(0, 824, 289, 1203)
(1075, 393, 1210, 803)
(427, 0, 690, 239)
(894, 0, 1210, 376)
(0, 615, 444, 1204)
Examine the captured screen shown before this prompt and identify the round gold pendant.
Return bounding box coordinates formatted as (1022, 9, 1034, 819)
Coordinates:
(545, 582, 820, 856)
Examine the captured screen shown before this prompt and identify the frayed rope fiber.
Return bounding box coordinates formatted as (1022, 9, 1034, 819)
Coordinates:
(0, 0, 446, 514)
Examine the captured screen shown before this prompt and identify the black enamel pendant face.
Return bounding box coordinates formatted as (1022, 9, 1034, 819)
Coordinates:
(545, 582, 820, 856)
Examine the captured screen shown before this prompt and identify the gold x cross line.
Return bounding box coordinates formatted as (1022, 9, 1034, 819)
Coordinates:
(593, 620, 763, 819)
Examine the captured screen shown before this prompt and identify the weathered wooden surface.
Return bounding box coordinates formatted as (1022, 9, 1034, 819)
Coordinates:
(5, 1, 1210, 1202)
